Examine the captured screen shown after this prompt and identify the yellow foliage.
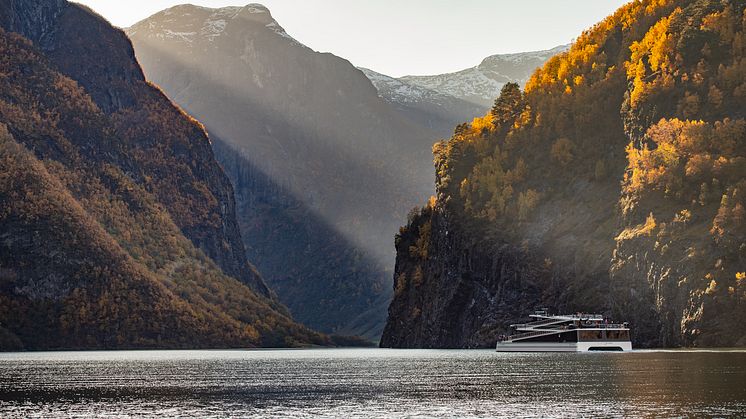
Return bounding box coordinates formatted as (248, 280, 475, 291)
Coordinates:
(627, 12, 677, 106)
(705, 279, 718, 295)
(470, 114, 495, 133)
(736, 272, 746, 283)
(642, 212, 657, 235)
(517, 189, 540, 221)
(412, 266, 424, 287)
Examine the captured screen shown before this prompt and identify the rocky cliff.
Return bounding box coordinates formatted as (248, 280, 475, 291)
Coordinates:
(382, 0, 746, 348)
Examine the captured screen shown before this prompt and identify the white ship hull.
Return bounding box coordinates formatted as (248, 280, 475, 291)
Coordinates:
(496, 341, 632, 352)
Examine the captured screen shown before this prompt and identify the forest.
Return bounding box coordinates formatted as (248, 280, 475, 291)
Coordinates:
(383, 0, 745, 348)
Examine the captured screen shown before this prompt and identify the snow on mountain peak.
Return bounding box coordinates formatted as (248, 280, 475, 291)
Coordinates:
(398, 45, 569, 107)
(128, 3, 300, 46)
(242, 4, 270, 14)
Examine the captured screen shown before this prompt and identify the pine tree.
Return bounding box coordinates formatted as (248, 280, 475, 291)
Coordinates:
(490, 82, 524, 128)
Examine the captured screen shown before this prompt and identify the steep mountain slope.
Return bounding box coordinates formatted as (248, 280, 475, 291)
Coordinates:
(127, 4, 437, 339)
(0, 0, 328, 350)
(1, 0, 269, 295)
(212, 137, 391, 338)
(400, 45, 569, 108)
(382, 0, 745, 348)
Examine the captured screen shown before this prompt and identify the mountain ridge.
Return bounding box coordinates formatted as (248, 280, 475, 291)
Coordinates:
(400, 44, 569, 107)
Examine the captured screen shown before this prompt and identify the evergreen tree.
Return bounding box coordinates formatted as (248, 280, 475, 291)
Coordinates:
(490, 82, 524, 127)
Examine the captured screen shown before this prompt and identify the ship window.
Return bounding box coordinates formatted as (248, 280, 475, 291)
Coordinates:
(578, 330, 603, 341)
(605, 330, 630, 341)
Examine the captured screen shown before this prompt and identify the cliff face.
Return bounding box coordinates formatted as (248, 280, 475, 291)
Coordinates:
(609, 0, 746, 347)
(382, 0, 746, 348)
(381, 208, 556, 348)
(212, 137, 390, 339)
(126, 4, 440, 339)
(0, 0, 327, 350)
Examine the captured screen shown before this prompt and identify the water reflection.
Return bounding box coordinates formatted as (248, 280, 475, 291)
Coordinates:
(1, 349, 744, 418)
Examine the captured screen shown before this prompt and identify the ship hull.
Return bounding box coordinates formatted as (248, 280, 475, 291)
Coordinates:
(496, 341, 632, 352)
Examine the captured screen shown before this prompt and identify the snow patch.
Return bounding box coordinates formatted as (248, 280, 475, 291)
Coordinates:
(130, 4, 305, 47)
(264, 21, 300, 44)
(359, 67, 458, 106)
(401, 45, 569, 106)
(162, 29, 197, 43)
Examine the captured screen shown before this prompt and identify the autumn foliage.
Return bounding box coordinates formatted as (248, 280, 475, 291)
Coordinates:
(395, 0, 745, 346)
(0, 25, 327, 349)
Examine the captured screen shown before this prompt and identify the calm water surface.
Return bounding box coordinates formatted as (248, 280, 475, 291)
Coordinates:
(1, 348, 745, 418)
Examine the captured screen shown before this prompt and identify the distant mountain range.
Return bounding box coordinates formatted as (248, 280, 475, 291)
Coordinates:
(359, 46, 567, 134)
(399, 45, 569, 107)
(358, 67, 485, 135)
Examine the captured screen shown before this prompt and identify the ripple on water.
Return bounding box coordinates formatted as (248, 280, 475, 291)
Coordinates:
(1, 348, 745, 418)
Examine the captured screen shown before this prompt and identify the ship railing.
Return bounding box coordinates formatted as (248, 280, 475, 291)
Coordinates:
(591, 323, 628, 329)
(499, 329, 562, 342)
(512, 318, 564, 328)
(499, 323, 630, 342)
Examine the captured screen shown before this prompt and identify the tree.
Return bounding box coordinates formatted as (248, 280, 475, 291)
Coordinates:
(551, 138, 575, 166)
(491, 82, 524, 128)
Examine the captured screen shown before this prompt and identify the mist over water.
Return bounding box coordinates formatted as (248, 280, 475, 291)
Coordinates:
(1, 349, 744, 418)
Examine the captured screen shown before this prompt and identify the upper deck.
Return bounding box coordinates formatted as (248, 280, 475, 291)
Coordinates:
(499, 311, 630, 343)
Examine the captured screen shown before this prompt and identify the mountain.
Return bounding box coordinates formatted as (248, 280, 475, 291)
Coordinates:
(0, 0, 332, 350)
(127, 4, 438, 340)
(359, 46, 567, 135)
(400, 45, 569, 108)
(358, 67, 485, 134)
(381, 0, 746, 349)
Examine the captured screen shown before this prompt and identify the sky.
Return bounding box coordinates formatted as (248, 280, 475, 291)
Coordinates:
(75, 0, 630, 77)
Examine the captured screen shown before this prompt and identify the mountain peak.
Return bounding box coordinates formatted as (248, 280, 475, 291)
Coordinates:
(235, 3, 273, 24)
(241, 3, 270, 14)
(479, 44, 569, 67)
(129, 2, 297, 45)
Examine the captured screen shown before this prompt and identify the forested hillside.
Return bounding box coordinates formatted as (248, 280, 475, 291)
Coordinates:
(382, 0, 745, 348)
(0, 0, 330, 350)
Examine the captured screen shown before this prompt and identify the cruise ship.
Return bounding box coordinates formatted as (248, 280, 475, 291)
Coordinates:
(496, 310, 632, 352)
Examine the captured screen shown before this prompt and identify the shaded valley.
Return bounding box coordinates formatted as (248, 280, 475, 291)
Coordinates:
(127, 4, 561, 339)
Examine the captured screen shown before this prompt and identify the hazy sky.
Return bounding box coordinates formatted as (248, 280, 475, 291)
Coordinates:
(75, 0, 630, 77)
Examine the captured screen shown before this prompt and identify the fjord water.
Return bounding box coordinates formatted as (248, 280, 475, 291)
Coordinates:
(1, 349, 744, 418)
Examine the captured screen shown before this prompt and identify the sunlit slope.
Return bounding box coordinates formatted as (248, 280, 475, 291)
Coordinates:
(382, 0, 745, 348)
(0, 0, 327, 350)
